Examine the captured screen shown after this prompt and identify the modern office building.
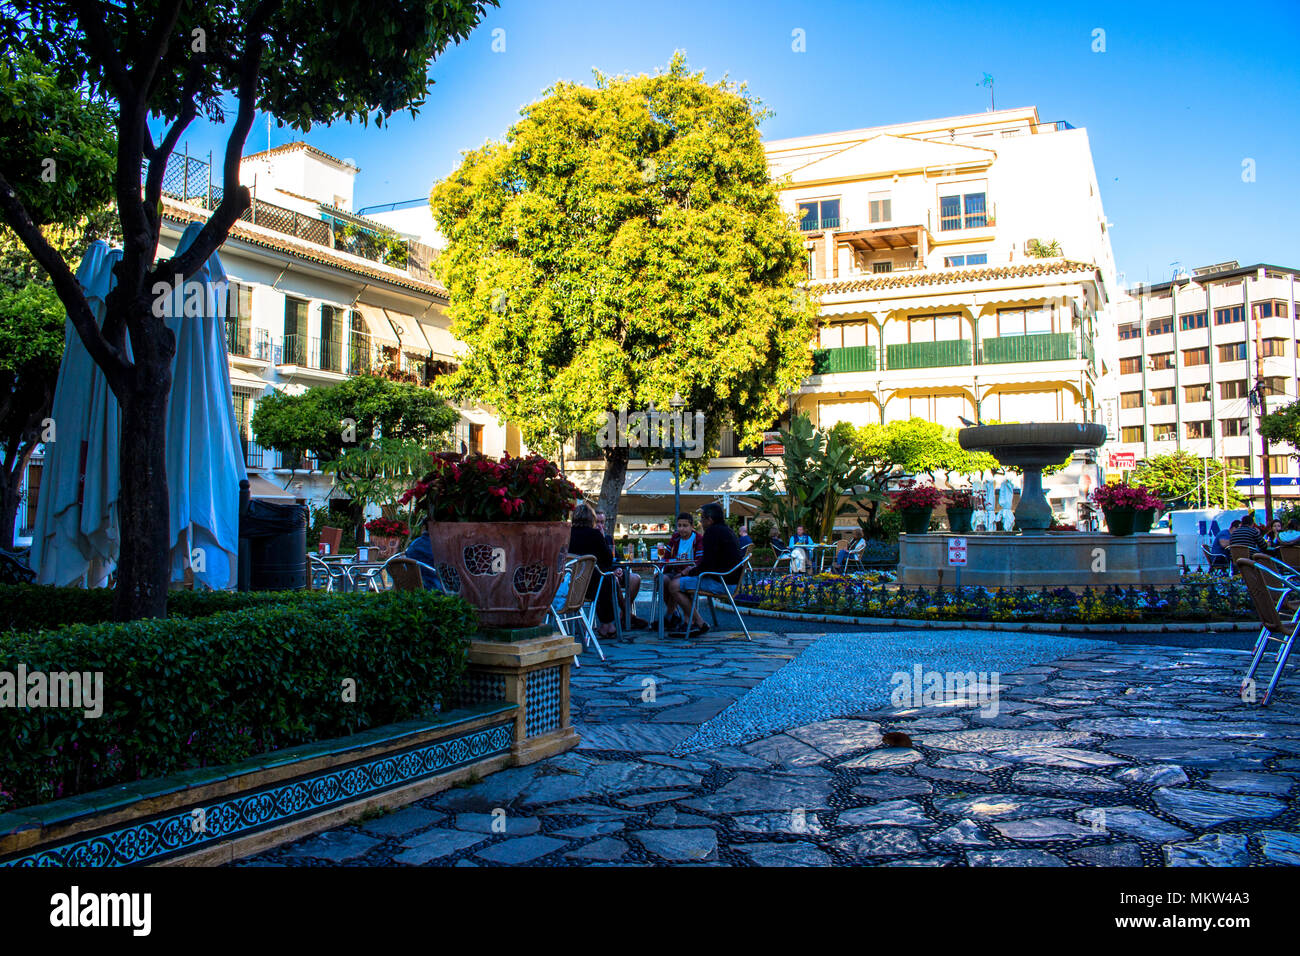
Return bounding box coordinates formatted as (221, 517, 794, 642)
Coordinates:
(1104, 262, 1300, 502)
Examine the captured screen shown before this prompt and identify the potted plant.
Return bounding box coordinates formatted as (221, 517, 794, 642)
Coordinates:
(945, 488, 975, 534)
(1133, 487, 1162, 533)
(888, 480, 944, 535)
(402, 452, 579, 629)
(363, 517, 409, 559)
(1090, 481, 1150, 537)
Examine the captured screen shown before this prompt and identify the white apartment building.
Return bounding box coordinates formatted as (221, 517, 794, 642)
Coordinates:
(771, 106, 1121, 518)
(12, 143, 516, 542)
(1106, 262, 1300, 501)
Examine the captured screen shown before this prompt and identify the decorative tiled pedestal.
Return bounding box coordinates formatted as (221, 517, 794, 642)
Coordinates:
(460, 629, 581, 765)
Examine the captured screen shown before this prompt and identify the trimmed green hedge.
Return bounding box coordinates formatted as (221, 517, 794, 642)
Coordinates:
(0, 585, 355, 633)
(0, 591, 476, 811)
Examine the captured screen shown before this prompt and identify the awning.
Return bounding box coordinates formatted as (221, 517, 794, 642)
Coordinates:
(384, 308, 431, 357)
(229, 368, 268, 391)
(1236, 477, 1300, 487)
(353, 303, 401, 349)
(567, 467, 764, 516)
(416, 313, 464, 361)
(246, 474, 296, 500)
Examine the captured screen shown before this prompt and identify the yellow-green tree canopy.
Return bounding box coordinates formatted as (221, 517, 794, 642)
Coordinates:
(835, 418, 998, 482)
(430, 53, 819, 517)
(1131, 451, 1244, 509)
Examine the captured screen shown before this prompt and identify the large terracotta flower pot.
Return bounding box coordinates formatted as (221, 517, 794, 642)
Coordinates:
(1133, 509, 1155, 533)
(946, 507, 974, 534)
(425, 521, 569, 628)
(900, 507, 933, 535)
(1103, 507, 1136, 537)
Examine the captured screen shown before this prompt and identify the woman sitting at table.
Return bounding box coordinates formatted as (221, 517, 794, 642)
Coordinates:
(788, 525, 814, 573)
(568, 502, 643, 635)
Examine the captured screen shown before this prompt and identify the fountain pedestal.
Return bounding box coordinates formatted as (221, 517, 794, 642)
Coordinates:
(899, 533, 1179, 588)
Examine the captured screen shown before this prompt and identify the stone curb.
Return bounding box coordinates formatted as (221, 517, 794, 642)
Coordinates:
(735, 605, 1256, 634)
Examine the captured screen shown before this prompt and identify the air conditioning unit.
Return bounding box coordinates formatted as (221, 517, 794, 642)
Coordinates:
(1156, 433, 1176, 442)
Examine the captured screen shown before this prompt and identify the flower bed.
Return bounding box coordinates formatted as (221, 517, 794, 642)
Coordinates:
(0, 591, 475, 812)
(735, 571, 1252, 624)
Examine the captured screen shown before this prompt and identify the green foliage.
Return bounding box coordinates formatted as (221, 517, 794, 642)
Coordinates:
(323, 437, 431, 523)
(741, 413, 878, 541)
(748, 517, 776, 550)
(429, 52, 817, 471)
(0, 53, 115, 227)
(1026, 238, 1062, 258)
(0, 589, 476, 810)
(837, 418, 998, 482)
(1263, 399, 1300, 459)
(251, 374, 458, 465)
(1132, 451, 1244, 509)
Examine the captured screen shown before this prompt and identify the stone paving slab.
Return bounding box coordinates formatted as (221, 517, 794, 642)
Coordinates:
(238, 628, 1300, 868)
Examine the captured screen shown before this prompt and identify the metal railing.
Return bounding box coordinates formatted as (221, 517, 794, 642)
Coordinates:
(808, 333, 1097, 376)
(225, 321, 273, 360)
(276, 333, 345, 372)
(812, 345, 877, 374)
(800, 216, 841, 232)
(885, 339, 972, 370)
(980, 332, 1078, 364)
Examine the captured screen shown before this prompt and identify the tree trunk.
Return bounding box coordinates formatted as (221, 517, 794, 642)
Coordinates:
(0, 459, 24, 552)
(597, 445, 629, 528)
(111, 372, 171, 621)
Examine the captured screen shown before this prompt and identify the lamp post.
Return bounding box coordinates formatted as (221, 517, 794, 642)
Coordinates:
(670, 391, 685, 518)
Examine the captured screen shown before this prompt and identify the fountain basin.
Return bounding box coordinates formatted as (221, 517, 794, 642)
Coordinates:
(899, 532, 1179, 588)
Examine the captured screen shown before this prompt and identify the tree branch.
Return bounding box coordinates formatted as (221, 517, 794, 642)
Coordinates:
(69, 0, 131, 98)
(0, 171, 131, 391)
(131, 0, 186, 101)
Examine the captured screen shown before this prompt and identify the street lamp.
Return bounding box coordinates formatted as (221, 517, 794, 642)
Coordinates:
(670, 391, 686, 518)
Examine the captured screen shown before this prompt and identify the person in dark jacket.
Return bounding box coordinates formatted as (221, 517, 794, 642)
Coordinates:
(567, 502, 643, 635)
(664, 502, 743, 637)
(404, 531, 440, 590)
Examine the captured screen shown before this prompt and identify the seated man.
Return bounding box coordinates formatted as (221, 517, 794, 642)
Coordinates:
(834, 528, 866, 572)
(787, 525, 814, 572)
(404, 530, 441, 590)
(664, 502, 743, 638)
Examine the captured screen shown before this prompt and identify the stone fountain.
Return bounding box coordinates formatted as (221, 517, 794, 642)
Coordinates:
(897, 422, 1178, 588)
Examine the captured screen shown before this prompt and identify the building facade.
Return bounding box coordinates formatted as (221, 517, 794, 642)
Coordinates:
(1105, 262, 1300, 500)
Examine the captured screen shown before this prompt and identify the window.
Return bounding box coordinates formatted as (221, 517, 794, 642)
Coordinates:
(1214, 305, 1244, 325)
(1185, 420, 1211, 439)
(1179, 311, 1207, 330)
(1227, 456, 1250, 473)
(1121, 391, 1144, 409)
(1152, 423, 1177, 441)
(1147, 317, 1172, 335)
(1221, 418, 1248, 437)
(944, 253, 988, 267)
(1269, 455, 1291, 474)
(1150, 352, 1174, 370)
(1150, 387, 1175, 406)
(1255, 300, 1289, 318)
(320, 305, 343, 372)
(282, 296, 308, 365)
(1220, 379, 1249, 399)
(1119, 356, 1142, 375)
(225, 282, 253, 357)
(938, 189, 987, 230)
(1262, 376, 1288, 395)
(1117, 323, 1140, 340)
(1120, 426, 1143, 443)
(1218, 342, 1247, 363)
(1261, 338, 1288, 357)
(903, 312, 963, 343)
(1182, 347, 1208, 367)
(1183, 384, 1210, 403)
(798, 199, 840, 231)
(872, 261, 893, 274)
(469, 424, 484, 456)
(869, 191, 892, 224)
(997, 307, 1053, 336)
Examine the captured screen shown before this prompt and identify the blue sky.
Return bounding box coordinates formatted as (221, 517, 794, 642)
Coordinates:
(171, 0, 1300, 286)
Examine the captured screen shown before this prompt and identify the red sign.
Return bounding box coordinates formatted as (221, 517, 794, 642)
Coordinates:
(947, 537, 968, 566)
(1109, 452, 1136, 470)
(762, 432, 785, 456)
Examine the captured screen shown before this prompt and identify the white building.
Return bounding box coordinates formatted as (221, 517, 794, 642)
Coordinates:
(1106, 262, 1300, 502)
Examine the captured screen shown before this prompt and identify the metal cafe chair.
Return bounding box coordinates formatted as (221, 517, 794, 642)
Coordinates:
(684, 553, 754, 642)
(591, 564, 624, 641)
(550, 555, 602, 665)
(1201, 544, 1230, 575)
(381, 555, 446, 593)
(1235, 557, 1300, 706)
(308, 553, 349, 592)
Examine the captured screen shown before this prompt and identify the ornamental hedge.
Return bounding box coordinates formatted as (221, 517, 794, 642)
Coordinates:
(0, 590, 476, 812)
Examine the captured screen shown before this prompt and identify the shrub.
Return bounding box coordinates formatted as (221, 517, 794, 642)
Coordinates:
(887, 480, 944, 511)
(0, 590, 476, 811)
(749, 547, 776, 568)
(748, 517, 776, 550)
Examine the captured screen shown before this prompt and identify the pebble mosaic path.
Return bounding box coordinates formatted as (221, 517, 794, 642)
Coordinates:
(239, 626, 1300, 867)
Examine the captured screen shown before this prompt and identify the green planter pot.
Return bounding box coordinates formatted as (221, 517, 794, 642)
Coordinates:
(947, 507, 974, 534)
(1103, 507, 1137, 537)
(901, 507, 934, 535)
(1133, 509, 1156, 533)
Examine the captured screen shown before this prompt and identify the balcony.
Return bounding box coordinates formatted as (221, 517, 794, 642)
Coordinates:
(812, 345, 877, 374)
(980, 332, 1079, 364)
(800, 216, 840, 232)
(276, 334, 346, 376)
(886, 339, 972, 370)
(225, 321, 273, 363)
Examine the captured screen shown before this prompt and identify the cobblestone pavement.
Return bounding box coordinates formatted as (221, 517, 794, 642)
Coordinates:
(240, 626, 1300, 867)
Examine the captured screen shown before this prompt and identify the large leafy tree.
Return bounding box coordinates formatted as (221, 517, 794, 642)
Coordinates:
(838, 418, 998, 485)
(1132, 450, 1244, 509)
(250, 374, 459, 466)
(0, 0, 494, 618)
(430, 52, 818, 521)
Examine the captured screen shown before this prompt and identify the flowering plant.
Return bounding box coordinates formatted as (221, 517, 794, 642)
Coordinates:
(1090, 481, 1162, 512)
(945, 488, 975, 509)
(402, 452, 580, 522)
(363, 517, 409, 538)
(888, 480, 944, 511)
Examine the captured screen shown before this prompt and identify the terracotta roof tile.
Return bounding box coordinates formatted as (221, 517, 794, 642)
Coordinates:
(808, 258, 1100, 295)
